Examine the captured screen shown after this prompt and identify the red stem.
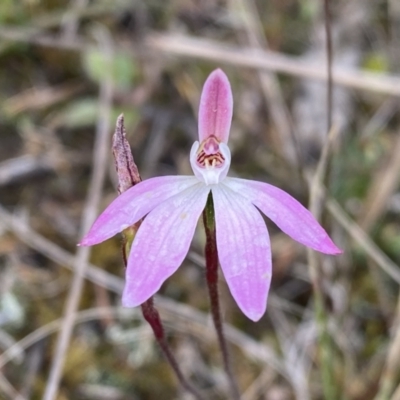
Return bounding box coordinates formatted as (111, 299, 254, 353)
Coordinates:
(141, 298, 205, 400)
(203, 195, 241, 400)
(114, 115, 203, 398)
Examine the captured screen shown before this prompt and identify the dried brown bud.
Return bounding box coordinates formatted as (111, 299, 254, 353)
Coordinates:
(112, 114, 141, 194)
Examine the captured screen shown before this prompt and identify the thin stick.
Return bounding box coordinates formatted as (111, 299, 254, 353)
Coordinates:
(233, 0, 301, 168)
(307, 125, 339, 400)
(203, 195, 241, 400)
(324, 0, 333, 132)
(0, 300, 286, 380)
(112, 115, 204, 400)
(392, 382, 400, 400)
(145, 34, 400, 97)
(242, 369, 275, 400)
(0, 308, 141, 370)
(326, 198, 400, 284)
(1, 27, 400, 96)
(306, 6, 336, 395)
(0, 374, 26, 400)
(359, 134, 400, 231)
(375, 296, 400, 400)
(42, 31, 114, 400)
(141, 299, 205, 400)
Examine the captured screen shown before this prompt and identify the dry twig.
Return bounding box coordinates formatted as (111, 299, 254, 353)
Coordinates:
(42, 29, 114, 400)
(326, 199, 400, 284)
(231, 0, 300, 166)
(0, 27, 400, 96)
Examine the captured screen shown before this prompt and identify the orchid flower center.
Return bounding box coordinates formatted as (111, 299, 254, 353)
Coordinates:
(197, 136, 225, 168)
(190, 135, 231, 185)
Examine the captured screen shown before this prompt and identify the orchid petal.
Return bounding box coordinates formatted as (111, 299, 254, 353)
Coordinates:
(224, 178, 342, 254)
(212, 184, 272, 321)
(122, 183, 210, 307)
(198, 69, 233, 143)
(80, 176, 198, 246)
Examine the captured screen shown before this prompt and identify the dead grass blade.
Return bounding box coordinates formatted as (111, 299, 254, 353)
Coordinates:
(42, 28, 114, 400)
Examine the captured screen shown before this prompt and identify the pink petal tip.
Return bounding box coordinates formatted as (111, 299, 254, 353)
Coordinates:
(224, 178, 343, 256)
(198, 69, 233, 144)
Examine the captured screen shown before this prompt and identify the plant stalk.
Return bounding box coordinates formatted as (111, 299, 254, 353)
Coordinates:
(114, 114, 204, 400)
(140, 298, 205, 400)
(203, 194, 241, 400)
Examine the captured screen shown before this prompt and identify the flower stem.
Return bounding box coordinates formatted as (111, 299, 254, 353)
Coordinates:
(113, 115, 204, 400)
(140, 298, 205, 400)
(122, 231, 205, 400)
(203, 194, 241, 400)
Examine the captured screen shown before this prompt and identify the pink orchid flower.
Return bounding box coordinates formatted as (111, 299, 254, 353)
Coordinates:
(80, 69, 341, 321)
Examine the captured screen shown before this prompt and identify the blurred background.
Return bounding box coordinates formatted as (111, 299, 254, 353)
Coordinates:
(0, 0, 400, 399)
